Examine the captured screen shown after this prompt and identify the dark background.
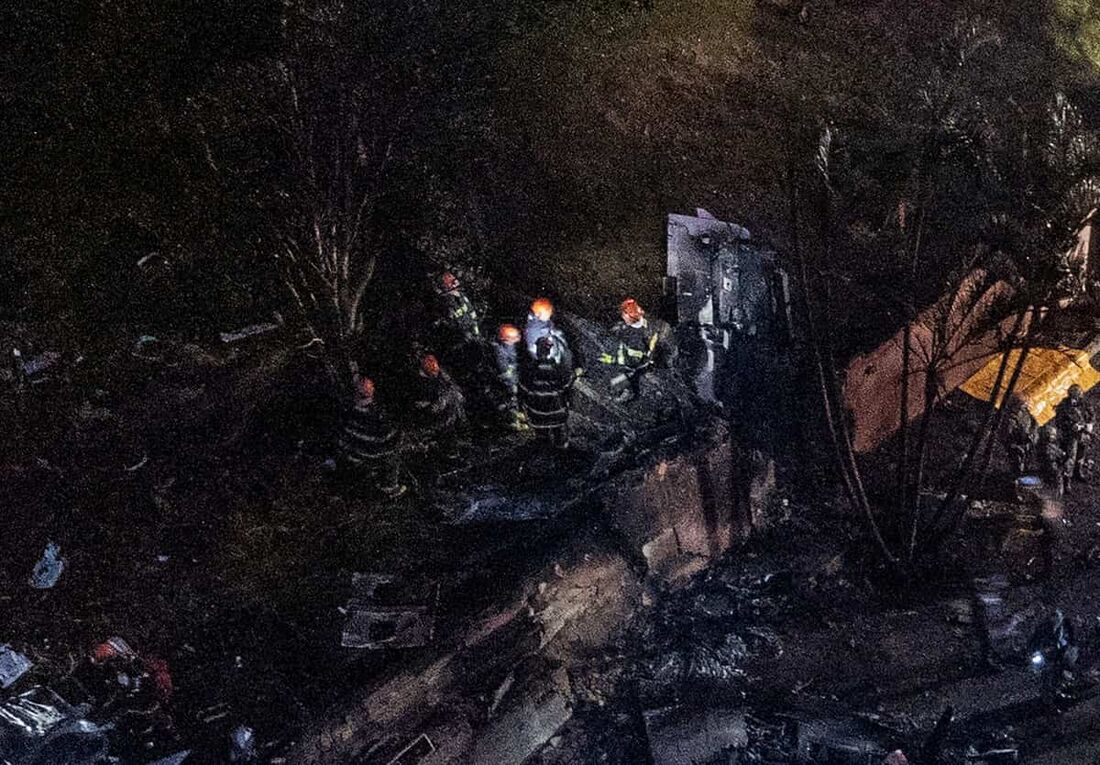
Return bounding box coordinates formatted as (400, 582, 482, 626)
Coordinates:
(4, 0, 1097, 354)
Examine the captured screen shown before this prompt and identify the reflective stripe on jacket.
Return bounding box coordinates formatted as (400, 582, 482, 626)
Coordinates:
(520, 353, 573, 430)
(339, 401, 399, 465)
(606, 319, 659, 368)
(440, 291, 481, 340)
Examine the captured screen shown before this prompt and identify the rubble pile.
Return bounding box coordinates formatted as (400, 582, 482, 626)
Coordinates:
(633, 570, 794, 707)
(517, 489, 1100, 765)
(8, 244, 1100, 765)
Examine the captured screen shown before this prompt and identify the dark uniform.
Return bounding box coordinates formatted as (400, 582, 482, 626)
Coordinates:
(338, 397, 405, 498)
(437, 288, 482, 345)
(494, 340, 519, 396)
(1038, 424, 1067, 497)
(525, 305, 586, 371)
(601, 316, 674, 401)
(434, 282, 485, 389)
(1005, 402, 1037, 476)
(520, 336, 575, 448)
(1055, 386, 1094, 483)
(1027, 610, 1078, 704)
(493, 338, 527, 429)
(413, 367, 468, 436)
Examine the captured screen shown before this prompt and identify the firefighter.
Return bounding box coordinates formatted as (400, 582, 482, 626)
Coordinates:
(1004, 398, 1037, 476)
(413, 353, 468, 438)
(520, 334, 575, 448)
(1038, 424, 1067, 497)
(599, 298, 674, 402)
(433, 271, 481, 352)
(1056, 383, 1094, 484)
(338, 377, 407, 499)
(524, 297, 587, 371)
(524, 298, 560, 356)
(1027, 609, 1079, 706)
(493, 324, 528, 430)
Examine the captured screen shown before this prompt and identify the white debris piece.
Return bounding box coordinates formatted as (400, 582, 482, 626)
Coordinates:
(0, 645, 32, 688)
(219, 322, 280, 344)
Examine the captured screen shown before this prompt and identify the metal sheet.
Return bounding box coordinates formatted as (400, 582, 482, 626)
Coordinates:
(341, 606, 435, 650)
(0, 647, 31, 690)
(666, 210, 750, 326)
(666, 210, 789, 404)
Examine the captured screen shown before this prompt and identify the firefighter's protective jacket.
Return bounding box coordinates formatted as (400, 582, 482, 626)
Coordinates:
(339, 399, 400, 467)
(519, 344, 575, 432)
(413, 370, 467, 432)
(1006, 405, 1037, 449)
(601, 317, 673, 369)
(437, 289, 482, 343)
(493, 340, 519, 396)
(524, 313, 557, 356)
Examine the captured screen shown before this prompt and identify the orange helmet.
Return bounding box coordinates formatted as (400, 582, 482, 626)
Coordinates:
(358, 377, 375, 400)
(620, 298, 644, 322)
(439, 272, 460, 292)
(498, 324, 521, 344)
(530, 298, 554, 321)
(420, 354, 441, 377)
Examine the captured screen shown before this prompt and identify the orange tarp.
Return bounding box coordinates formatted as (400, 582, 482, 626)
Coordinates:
(843, 270, 1024, 453)
(960, 347, 1100, 425)
(843, 215, 1096, 454)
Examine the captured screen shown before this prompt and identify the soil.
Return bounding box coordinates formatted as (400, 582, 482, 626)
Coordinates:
(6, 315, 1100, 764)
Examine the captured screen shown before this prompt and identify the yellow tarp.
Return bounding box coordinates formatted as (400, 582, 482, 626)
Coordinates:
(960, 347, 1100, 425)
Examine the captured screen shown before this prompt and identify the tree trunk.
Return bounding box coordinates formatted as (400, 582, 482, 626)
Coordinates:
(907, 333, 940, 561)
(975, 305, 1043, 482)
(791, 161, 897, 566)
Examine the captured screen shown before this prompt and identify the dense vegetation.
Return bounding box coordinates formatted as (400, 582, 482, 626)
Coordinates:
(3, 0, 1098, 361)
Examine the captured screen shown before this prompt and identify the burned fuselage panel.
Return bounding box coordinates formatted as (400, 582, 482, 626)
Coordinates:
(666, 209, 791, 404)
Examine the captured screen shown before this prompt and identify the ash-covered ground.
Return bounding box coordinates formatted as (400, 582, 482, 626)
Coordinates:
(7, 310, 1100, 764)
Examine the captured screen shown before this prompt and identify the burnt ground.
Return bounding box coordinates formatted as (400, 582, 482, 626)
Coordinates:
(1, 319, 711, 762)
(5, 313, 1100, 764)
(521, 313, 1100, 763)
(525, 421, 1100, 764)
(6, 2, 1100, 762)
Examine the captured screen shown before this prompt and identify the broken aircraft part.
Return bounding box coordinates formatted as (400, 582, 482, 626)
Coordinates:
(643, 705, 747, 765)
(28, 542, 65, 589)
(229, 724, 258, 762)
(341, 575, 439, 650)
(0, 646, 32, 690)
(792, 716, 895, 765)
(341, 606, 435, 650)
(384, 734, 435, 765)
(20, 351, 61, 380)
(666, 208, 791, 403)
(444, 484, 560, 524)
(219, 322, 281, 344)
(0, 686, 108, 765)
